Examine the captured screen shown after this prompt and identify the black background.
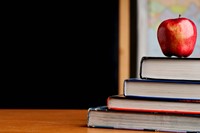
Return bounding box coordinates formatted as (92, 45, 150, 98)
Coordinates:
(2, 0, 119, 108)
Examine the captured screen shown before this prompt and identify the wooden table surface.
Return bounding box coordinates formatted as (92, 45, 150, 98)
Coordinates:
(0, 109, 162, 133)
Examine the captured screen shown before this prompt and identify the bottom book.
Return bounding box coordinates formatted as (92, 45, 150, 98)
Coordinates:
(87, 106, 200, 132)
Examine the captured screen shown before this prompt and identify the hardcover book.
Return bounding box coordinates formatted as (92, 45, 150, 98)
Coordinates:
(87, 106, 200, 132)
(123, 78, 200, 100)
(140, 56, 200, 81)
(107, 95, 200, 115)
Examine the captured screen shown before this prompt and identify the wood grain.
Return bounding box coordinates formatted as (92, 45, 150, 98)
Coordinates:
(0, 109, 163, 133)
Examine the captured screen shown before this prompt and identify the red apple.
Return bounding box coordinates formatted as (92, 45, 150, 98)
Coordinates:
(157, 15, 197, 57)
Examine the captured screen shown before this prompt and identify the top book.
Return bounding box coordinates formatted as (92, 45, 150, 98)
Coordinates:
(140, 56, 200, 81)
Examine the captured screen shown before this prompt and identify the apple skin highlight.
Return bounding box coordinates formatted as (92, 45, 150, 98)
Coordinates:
(157, 17, 197, 57)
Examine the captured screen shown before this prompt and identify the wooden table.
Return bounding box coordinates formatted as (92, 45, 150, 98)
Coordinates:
(0, 109, 159, 133)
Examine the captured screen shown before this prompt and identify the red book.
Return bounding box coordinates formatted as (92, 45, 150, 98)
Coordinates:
(107, 95, 200, 115)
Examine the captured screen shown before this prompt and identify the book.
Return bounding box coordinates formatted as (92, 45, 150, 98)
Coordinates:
(140, 56, 200, 81)
(123, 78, 200, 100)
(87, 106, 200, 132)
(107, 95, 200, 115)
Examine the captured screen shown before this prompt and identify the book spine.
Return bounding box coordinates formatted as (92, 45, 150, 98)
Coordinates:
(139, 56, 144, 79)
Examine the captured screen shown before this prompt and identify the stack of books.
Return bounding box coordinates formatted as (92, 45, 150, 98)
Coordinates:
(87, 56, 200, 132)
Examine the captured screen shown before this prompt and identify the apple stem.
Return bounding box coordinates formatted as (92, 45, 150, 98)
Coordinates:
(179, 14, 181, 18)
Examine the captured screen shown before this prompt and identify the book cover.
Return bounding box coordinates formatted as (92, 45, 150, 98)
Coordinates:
(87, 106, 200, 132)
(107, 95, 200, 115)
(123, 78, 200, 100)
(140, 56, 200, 81)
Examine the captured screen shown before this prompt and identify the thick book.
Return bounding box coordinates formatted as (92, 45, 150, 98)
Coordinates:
(140, 56, 200, 81)
(123, 78, 200, 100)
(87, 106, 200, 132)
(107, 95, 200, 115)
